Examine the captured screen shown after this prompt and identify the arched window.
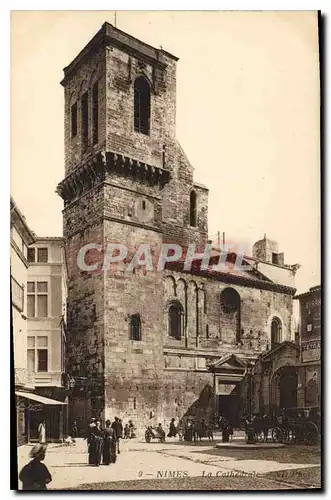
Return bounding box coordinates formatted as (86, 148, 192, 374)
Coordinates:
(189, 190, 197, 227)
(130, 315, 141, 341)
(271, 317, 282, 347)
(168, 302, 183, 340)
(220, 288, 240, 314)
(220, 288, 241, 343)
(134, 76, 150, 135)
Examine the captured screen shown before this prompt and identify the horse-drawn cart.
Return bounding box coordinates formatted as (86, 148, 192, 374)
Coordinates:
(277, 407, 320, 445)
(249, 407, 320, 445)
(145, 425, 166, 443)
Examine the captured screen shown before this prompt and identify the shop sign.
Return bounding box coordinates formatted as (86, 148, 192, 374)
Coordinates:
(302, 341, 320, 362)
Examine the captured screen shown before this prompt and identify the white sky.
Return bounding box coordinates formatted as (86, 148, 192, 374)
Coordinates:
(11, 11, 320, 294)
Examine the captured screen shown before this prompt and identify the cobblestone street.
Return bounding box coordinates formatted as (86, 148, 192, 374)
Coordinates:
(16, 436, 321, 491)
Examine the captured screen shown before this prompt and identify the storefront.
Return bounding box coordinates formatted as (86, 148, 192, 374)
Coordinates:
(294, 286, 321, 410)
(15, 391, 67, 443)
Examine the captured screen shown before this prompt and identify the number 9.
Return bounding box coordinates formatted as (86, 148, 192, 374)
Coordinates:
(138, 471, 143, 477)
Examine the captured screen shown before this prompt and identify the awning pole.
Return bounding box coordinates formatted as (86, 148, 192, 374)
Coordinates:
(27, 400, 30, 443)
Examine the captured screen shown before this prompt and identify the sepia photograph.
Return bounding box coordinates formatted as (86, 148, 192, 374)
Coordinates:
(10, 9, 321, 491)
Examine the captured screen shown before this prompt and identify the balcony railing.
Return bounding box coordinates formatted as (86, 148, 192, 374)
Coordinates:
(15, 368, 35, 389)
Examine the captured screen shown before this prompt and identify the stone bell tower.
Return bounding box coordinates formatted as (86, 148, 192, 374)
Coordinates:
(57, 22, 205, 425)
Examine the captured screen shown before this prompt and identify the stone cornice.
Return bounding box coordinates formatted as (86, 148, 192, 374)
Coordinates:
(61, 22, 172, 86)
(10, 198, 36, 245)
(56, 151, 170, 205)
(166, 261, 297, 295)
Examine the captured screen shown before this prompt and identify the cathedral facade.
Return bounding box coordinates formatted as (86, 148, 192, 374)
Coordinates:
(57, 23, 298, 430)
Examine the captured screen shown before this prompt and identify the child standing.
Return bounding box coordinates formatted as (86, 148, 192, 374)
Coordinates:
(19, 444, 52, 490)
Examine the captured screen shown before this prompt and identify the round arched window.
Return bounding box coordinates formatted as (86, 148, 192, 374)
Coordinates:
(271, 317, 282, 347)
(220, 288, 240, 314)
(168, 302, 183, 340)
(134, 76, 150, 135)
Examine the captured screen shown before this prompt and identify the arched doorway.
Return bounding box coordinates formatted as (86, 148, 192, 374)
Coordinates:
(271, 365, 298, 413)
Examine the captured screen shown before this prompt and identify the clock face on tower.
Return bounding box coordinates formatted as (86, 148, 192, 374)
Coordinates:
(135, 198, 154, 223)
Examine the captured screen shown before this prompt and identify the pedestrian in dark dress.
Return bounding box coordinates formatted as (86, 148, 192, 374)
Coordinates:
(72, 420, 78, 436)
(128, 419, 136, 438)
(86, 418, 96, 464)
(111, 417, 123, 454)
(124, 423, 130, 439)
(184, 420, 193, 441)
(157, 423, 166, 441)
(19, 444, 52, 490)
(71, 420, 78, 443)
(88, 420, 103, 466)
(103, 420, 117, 465)
(221, 418, 230, 443)
(200, 419, 207, 439)
(167, 418, 177, 437)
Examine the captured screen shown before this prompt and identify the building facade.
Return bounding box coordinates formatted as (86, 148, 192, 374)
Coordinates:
(11, 198, 36, 445)
(26, 237, 69, 441)
(295, 286, 321, 409)
(250, 285, 321, 416)
(57, 23, 299, 431)
(11, 199, 68, 444)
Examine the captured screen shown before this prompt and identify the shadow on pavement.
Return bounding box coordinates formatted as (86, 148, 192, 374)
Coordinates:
(53, 463, 90, 468)
(191, 444, 321, 464)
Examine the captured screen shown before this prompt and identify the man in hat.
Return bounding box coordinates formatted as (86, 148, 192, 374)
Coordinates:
(111, 417, 123, 454)
(19, 444, 52, 490)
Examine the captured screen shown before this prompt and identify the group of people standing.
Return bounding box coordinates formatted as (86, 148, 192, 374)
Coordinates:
(86, 417, 136, 466)
(176, 418, 213, 441)
(86, 417, 120, 466)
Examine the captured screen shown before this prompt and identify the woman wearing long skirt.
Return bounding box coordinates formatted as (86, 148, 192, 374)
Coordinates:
(103, 420, 117, 465)
(86, 418, 96, 465)
(88, 420, 103, 466)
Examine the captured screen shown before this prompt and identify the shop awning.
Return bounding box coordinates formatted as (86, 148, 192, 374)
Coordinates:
(15, 391, 67, 406)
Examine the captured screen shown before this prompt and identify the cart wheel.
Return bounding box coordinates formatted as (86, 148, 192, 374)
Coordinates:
(305, 423, 319, 445)
(271, 427, 284, 443)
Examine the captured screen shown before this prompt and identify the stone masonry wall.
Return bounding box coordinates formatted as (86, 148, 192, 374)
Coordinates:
(63, 48, 107, 176)
(104, 44, 208, 249)
(63, 189, 106, 423)
(103, 219, 165, 429)
(164, 270, 294, 355)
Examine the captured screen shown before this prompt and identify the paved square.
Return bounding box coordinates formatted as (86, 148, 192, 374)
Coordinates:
(16, 437, 321, 490)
